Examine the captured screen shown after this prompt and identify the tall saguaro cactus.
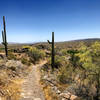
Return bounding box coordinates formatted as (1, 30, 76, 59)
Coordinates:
(47, 32, 55, 70)
(2, 16, 8, 57)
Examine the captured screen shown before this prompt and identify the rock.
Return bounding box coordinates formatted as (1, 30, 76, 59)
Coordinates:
(0, 97, 2, 100)
(60, 92, 71, 99)
(70, 95, 77, 100)
(62, 98, 66, 100)
(34, 98, 41, 100)
(43, 75, 48, 79)
(13, 48, 28, 53)
(60, 92, 77, 100)
(56, 90, 61, 94)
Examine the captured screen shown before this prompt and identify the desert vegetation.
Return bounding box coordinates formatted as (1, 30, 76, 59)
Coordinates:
(0, 58, 31, 100)
(0, 29, 100, 100)
(0, 34, 100, 100)
(0, 44, 46, 100)
(40, 41, 100, 100)
(0, 16, 100, 100)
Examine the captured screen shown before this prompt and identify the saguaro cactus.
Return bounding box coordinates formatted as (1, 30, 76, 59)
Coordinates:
(47, 32, 55, 70)
(2, 16, 8, 57)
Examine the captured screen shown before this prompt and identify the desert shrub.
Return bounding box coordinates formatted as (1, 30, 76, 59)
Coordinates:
(61, 49, 68, 55)
(21, 57, 31, 66)
(0, 47, 4, 52)
(4, 81, 21, 100)
(47, 55, 66, 69)
(41, 63, 51, 72)
(0, 68, 20, 100)
(22, 45, 31, 49)
(8, 52, 16, 60)
(57, 65, 74, 84)
(54, 55, 66, 68)
(35, 44, 48, 50)
(0, 58, 32, 100)
(75, 41, 100, 99)
(43, 85, 60, 100)
(28, 47, 46, 63)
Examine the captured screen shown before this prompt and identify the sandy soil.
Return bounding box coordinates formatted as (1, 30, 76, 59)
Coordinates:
(20, 61, 47, 100)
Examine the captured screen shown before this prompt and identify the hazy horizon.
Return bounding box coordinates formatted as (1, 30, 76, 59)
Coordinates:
(0, 37, 99, 44)
(0, 0, 100, 43)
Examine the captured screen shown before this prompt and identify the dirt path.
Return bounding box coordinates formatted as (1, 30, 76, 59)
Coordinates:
(20, 61, 47, 100)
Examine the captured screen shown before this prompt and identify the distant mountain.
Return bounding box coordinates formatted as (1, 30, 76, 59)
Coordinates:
(57, 38, 100, 43)
(55, 38, 100, 49)
(0, 38, 100, 48)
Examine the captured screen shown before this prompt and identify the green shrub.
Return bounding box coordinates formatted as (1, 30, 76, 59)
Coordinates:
(57, 65, 73, 84)
(55, 55, 66, 68)
(0, 47, 4, 52)
(28, 47, 46, 63)
(21, 57, 31, 66)
(61, 49, 68, 55)
(22, 45, 31, 49)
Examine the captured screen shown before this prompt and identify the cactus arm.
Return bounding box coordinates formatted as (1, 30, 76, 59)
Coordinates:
(47, 40, 52, 44)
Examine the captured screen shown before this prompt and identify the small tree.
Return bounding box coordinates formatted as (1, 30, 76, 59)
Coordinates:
(67, 49, 79, 68)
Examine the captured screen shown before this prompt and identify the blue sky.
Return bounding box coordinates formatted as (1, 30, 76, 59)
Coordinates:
(0, 0, 100, 43)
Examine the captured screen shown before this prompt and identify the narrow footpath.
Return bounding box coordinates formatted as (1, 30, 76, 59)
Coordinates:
(20, 61, 47, 100)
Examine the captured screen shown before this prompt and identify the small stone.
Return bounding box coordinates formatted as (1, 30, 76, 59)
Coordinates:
(34, 98, 41, 100)
(43, 75, 48, 79)
(57, 90, 61, 94)
(70, 95, 77, 100)
(62, 98, 66, 100)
